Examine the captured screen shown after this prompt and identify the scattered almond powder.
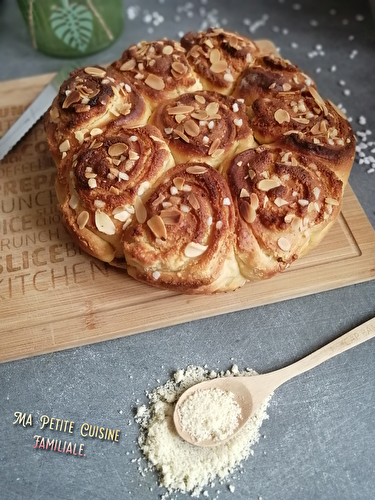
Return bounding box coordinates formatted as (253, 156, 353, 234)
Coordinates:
(135, 365, 271, 498)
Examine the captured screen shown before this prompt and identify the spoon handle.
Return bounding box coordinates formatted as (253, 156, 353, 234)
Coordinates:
(271, 316, 375, 388)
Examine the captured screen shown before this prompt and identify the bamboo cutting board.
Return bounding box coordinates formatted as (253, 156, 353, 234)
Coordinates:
(0, 71, 374, 364)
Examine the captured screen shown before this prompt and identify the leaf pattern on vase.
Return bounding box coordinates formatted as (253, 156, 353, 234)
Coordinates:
(49, 0, 93, 52)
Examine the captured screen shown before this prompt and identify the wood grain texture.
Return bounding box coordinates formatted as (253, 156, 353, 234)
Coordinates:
(0, 60, 374, 364)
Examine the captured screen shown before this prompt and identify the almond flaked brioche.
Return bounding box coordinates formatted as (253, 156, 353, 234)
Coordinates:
(149, 90, 255, 172)
(45, 28, 356, 294)
(123, 162, 246, 294)
(45, 65, 150, 166)
(111, 39, 202, 110)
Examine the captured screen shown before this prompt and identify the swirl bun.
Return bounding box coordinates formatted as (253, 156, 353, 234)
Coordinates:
(149, 90, 255, 171)
(45, 28, 356, 294)
(55, 123, 174, 264)
(123, 162, 246, 293)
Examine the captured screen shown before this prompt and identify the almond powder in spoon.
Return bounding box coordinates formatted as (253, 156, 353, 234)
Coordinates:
(135, 365, 272, 498)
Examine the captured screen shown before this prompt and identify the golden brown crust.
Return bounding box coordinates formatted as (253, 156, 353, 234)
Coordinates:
(180, 28, 260, 95)
(149, 90, 255, 172)
(111, 39, 202, 109)
(250, 87, 356, 184)
(44, 28, 356, 294)
(45, 65, 150, 163)
(232, 54, 315, 106)
(123, 162, 246, 293)
(56, 124, 174, 263)
(227, 146, 344, 280)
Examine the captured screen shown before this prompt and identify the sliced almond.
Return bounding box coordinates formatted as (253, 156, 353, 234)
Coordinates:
(108, 142, 128, 157)
(308, 86, 328, 115)
(147, 215, 167, 240)
(206, 102, 219, 116)
(62, 90, 81, 109)
(274, 197, 289, 207)
(277, 237, 291, 251)
(284, 213, 295, 223)
(90, 128, 103, 137)
(282, 83, 292, 91)
(184, 119, 200, 137)
(195, 94, 206, 104)
(250, 193, 259, 210)
(274, 109, 290, 124)
(186, 165, 208, 174)
(184, 242, 208, 258)
(239, 188, 250, 198)
(109, 186, 120, 195)
(229, 35, 239, 49)
(174, 127, 190, 143)
(175, 114, 186, 124)
(168, 105, 195, 115)
(292, 117, 310, 124)
(171, 61, 186, 74)
(208, 137, 220, 155)
(84, 66, 106, 78)
(135, 196, 147, 223)
(145, 73, 165, 90)
(204, 38, 214, 49)
(325, 197, 339, 206)
(95, 211, 115, 235)
(191, 110, 209, 120)
(160, 209, 181, 225)
(310, 122, 321, 135)
(112, 207, 131, 222)
(257, 178, 281, 191)
(291, 216, 302, 232)
(59, 139, 70, 153)
(69, 194, 79, 210)
(210, 60, 228, 73)
(211, 148, 224, 158)
(188, 192, 200, 210)
(209, 48, 221, 64)
(50, 107, 59, 120)
(74, 130, 86, 144)
(120, 59, 136, 71)
(239, 200, 256, 223)
(173, 177, 185, 190)
(162, 45, 174, 55)
(77, 211, 89, 229)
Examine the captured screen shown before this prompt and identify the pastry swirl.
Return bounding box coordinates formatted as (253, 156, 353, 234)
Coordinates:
(123, 162, 246, 293)
(45, 65, 150, 164)
(227, 146, 344, 280)
(232, 54, 315, 106)
(251, 87, 356, 182)
(181, 27, 260, 95)
(149, 90, 255, 171)
(45, 28, 356, 294)
(55, 124, 174, 263)
(111, 39, 202, 109)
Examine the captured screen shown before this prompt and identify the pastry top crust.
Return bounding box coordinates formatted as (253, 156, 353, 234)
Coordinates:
(149, 90, 255, 170)
(45, 65, 150, 162)
(181, 27, 260, 94)
(111, 39, 202, 109)
(227, 145, 344, 279)
(123, 162, 246, 293)
(232, 54, 315, 105)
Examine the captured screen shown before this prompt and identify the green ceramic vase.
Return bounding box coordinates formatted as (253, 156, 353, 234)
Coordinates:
(17, 0, 124, 58)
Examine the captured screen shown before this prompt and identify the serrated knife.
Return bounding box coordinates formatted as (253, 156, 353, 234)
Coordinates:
(0, 62, 79, 162)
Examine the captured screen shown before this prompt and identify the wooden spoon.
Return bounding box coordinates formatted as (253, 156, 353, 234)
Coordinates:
(173, 317, 375, 447)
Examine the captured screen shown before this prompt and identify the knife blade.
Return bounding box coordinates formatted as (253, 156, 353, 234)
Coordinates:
(0, 62, 79, 162)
